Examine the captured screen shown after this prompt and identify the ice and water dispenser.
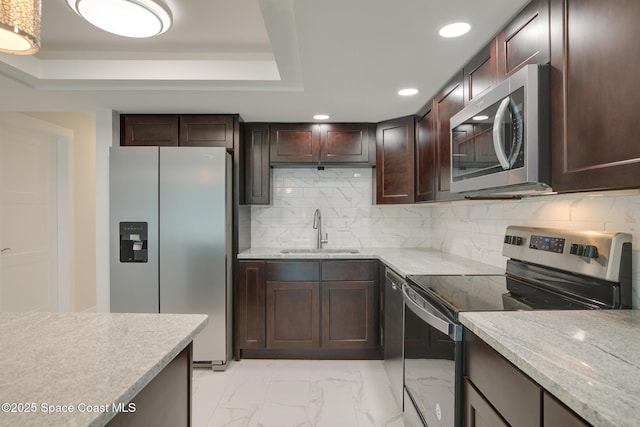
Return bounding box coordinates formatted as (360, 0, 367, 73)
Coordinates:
(119, 222, 148, 262)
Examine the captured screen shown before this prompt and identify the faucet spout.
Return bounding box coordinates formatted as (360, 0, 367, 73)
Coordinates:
(313, 209, 328, 249)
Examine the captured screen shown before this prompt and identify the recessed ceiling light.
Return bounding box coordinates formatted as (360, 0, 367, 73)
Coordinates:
(439, 22, 471, 38)
(473, 115, 489, 121)
(66, 0, 172, 38)
(398, 88, 419, 97)
(313, 114, 330, 120)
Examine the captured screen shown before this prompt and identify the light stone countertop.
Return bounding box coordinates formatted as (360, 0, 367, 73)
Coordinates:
(237, 247, 504, 277)
(0, 312, 207, 427)
(459, 310, 640, 427)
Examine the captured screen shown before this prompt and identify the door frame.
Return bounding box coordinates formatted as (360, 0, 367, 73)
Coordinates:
(0, 113, 74, 311)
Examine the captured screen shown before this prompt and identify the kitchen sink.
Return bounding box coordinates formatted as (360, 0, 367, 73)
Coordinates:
(280, 248, 360, 254)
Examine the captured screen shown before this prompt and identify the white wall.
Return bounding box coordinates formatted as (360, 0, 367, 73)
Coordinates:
(25, 112, 97, 312)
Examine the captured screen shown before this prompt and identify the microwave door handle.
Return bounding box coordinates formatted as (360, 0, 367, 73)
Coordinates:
(492, 96, 512, 170)
(402, 285, 451, 336)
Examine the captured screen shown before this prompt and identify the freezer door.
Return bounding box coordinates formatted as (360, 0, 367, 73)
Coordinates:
(159, 147, 231, 364)
(110, 147, 159, 313)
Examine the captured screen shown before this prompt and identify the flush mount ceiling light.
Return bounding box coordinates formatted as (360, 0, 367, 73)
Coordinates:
(398, 88, 419, 97)
(66, 0, 172, 38)
(0, 0, 41, 55)
(313, 114, 330, 120)
(438, 22, 471, 38)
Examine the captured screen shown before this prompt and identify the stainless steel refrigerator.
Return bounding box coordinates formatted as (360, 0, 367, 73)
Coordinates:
(109, 146, 232, 369)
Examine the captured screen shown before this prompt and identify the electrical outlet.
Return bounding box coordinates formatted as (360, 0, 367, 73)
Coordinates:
(337, 218, 350, 231)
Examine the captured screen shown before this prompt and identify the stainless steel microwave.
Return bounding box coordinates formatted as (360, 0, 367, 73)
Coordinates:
(449, 64, 551, 196)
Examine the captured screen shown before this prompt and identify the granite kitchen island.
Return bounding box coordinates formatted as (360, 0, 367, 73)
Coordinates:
(0, 312, 207, 427)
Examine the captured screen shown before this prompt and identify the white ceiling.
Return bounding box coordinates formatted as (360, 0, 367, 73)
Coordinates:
(0, 0, 530, 122)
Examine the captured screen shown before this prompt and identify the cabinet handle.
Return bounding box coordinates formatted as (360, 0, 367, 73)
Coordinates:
(1, 247, 11, 254)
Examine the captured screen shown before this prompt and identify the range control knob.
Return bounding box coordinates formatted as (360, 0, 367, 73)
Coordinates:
(569, 244, 584, 256)
(583, 245, 598, 258)
(504, 235, 523, 245)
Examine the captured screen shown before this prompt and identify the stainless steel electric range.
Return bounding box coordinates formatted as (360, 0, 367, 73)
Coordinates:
(402, 226, 632, 427)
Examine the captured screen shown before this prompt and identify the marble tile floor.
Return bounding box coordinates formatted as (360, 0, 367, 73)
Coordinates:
(192, 359, 404, 427)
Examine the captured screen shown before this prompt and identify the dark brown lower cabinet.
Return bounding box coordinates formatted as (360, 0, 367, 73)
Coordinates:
(543, 392, 590, 427)
(322, 281, 375, 349)
(463, 378, 508, 427)
(236, 261, 266, 350)
(236, 259, 380, 358)
(464, 330, 590, 427)
(108, 344, 191, 427)
(266, 281, 320, 349)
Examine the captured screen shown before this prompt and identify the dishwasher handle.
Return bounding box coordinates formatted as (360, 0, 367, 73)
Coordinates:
(385, 269, 405, 292)
(402, 284, 456, 338)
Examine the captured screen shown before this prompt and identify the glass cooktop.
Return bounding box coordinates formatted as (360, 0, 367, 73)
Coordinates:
(406, 273, 596, 319)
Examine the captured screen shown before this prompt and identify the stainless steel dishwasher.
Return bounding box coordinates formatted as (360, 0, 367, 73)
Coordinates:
(384, 267, 405, 410)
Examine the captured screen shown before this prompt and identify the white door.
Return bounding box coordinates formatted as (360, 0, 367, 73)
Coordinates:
(0, 121, 59, 312)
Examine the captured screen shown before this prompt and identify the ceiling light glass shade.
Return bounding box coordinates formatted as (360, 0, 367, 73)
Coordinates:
(0, 0, 41, 55)
(439, 22, 471, 38)
(66, 0, 172, 38)
(398, 88, 419, 96)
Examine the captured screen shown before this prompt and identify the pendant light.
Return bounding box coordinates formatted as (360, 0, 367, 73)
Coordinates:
(66, 0, 172, 38)
(0, 0, 41, 55)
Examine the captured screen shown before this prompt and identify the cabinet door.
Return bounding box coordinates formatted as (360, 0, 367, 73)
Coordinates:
(121, 115, 179, 146)
(266, 281, 320, 349)
(543, 392, 589, 427)
(243, 123, 270, 205)
(465, 332, 541, 427)
(551, 0, 640, 192)
(270, 123, 320, 163)
(463, 40, 498, 105)
(463, 379, 509, 427)
(179, 115, 235, 148)
(434, 74, 465, 201)
(321, 281, 375, 349)
(319, 123, 373, 164)
(375, 116, 416, 204)
(237, 261, 266, 349)
(497, 0, 550, 79)
(415, 107, 436, 202)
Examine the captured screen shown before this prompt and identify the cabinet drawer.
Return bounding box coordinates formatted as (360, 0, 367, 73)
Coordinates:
(266, 261, 320, 281)
(543, 392, 589, 427)
(321, 260, 376, 281)
(464, 331, 541, 427)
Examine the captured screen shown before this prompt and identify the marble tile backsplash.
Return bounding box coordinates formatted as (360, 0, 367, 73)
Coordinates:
(430, 191, 640, 308)
(249, 168, 640, 307)
(250, 168, 432, 249)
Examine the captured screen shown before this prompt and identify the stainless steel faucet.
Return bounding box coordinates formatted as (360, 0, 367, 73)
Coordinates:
(313, 208, 328, 250)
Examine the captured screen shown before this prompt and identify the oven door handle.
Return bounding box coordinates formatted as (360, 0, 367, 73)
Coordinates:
(402, 285, 453, 337)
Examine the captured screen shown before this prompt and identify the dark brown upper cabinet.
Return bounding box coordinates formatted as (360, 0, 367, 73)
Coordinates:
(121, 115, 179, 146)
(434, 73, 465, 202)
(550, 0, 640, 192)
(375, 116, 416, 204)
(415, 107, 436, 203)
(121, 114, 237, 148)
(269, 123, 374, 166)
(179, 115, 235, 148)
(243, 123, 270, 205)
(463, 40, 498, 105)
(497, 0, 550, 79)
(269, 123, 320, 164)
(319, 123, 375, 164)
